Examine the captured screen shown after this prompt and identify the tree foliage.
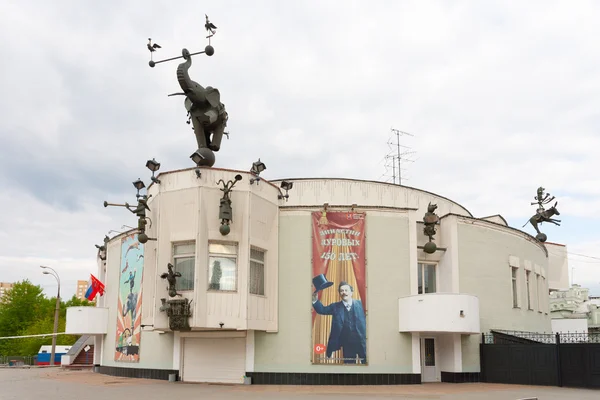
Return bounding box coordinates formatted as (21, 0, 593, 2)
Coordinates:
(0, 280, 95, 356)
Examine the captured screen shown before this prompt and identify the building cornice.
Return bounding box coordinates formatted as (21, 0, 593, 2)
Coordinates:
(440, 213, 548, 257)
(278, 205, 418, 212)
(269, 177, 473, 217)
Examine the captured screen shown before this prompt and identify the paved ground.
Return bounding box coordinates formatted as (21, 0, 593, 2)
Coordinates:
(0, 367, 597, 399)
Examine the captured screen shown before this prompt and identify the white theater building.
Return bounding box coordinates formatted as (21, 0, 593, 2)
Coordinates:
(66, 166, 569, 385)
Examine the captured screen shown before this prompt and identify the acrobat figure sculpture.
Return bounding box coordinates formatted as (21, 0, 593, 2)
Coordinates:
(160, 263, 182, 298)
(159, 263, 192, 331)
(103, 194, 154, 244)
(523, 186, 561, 242)
(217, 174, 242, 236)
(422, 202, 440, 254)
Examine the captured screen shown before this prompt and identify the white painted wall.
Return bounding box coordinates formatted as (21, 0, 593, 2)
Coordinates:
(65, 307, 108, 335)
(254, 211, 414, 373)
(458, 219, 551, 372)
(398, 294, 480, 334)
(92, 228, 179, 370)
(145, 168, 280, 332)
(551, 318, 588, 333)
(437, 334, 462, 373)
(85, 173, 569, 376)
(546, 242, 570, 291)
(271, 178, 472, 218)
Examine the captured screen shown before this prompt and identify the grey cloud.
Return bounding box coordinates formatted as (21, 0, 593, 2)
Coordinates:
(2, 0, 600, 297)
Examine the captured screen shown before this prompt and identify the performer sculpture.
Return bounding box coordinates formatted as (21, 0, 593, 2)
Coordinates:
(523, 186, 561, 242)
(148, 15, 228, 167)
(159, 263, 192, 331)
(422, 202, 440, 254)
(217, 174, 243, 236)
(160, 263, 182, 298)
(103, 192, 154, 244)
(173, 48, 228, 167)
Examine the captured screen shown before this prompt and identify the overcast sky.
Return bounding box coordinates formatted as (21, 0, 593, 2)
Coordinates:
(1, 0, 599, 299)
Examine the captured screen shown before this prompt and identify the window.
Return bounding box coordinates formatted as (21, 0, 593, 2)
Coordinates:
(417, 263, 436, 294)
(249, 247, 265, 296)
(172, 242, 195, 291)
(208, 242, 238, 291)
(526, 270, 532, 310)
(535, 274, 542, 312)
(511, 267, 518, 308)
(542, 277, 547, 313)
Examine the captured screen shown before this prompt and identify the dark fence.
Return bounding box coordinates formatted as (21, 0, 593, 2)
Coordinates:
(481, 330, 600, 389)
(0, 355, 35, 366)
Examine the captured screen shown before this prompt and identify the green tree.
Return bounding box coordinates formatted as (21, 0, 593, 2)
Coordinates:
(0, 280, 47, 337)
(0, 281, 95, 356)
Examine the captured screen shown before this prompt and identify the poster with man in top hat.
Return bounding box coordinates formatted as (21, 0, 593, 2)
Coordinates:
(311, 210, 367, 365)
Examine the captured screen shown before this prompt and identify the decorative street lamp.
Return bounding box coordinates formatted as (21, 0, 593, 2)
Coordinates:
(132, 179, 146, 198)
(145, 158, 161, 184)
(40, 266, 60, 366)
(278, 180, 294, 201)
(249, 159, 266, 185)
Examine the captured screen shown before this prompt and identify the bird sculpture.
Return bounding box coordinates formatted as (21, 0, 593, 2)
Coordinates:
(205, 15, 217, 36)
(147, 38, 161, 60)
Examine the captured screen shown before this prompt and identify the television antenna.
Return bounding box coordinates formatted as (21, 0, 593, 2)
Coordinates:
(381, 128, 416, 185)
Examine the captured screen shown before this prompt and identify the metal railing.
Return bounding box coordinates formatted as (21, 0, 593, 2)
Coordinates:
(483, 329, 600, 344)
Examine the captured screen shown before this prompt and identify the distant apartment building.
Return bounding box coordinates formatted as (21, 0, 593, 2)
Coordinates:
(0, 282, 14, 299)
(76, 280, 88, 301)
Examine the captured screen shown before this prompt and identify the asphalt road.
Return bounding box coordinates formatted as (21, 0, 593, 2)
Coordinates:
(0, 367, 597, 400)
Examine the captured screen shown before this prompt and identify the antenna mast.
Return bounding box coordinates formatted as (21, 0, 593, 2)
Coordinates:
(386, 128, 416, 185)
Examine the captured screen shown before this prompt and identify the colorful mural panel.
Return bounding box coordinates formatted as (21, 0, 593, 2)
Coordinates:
(311, 211, 367, 365)
(114, 233, 144, 362)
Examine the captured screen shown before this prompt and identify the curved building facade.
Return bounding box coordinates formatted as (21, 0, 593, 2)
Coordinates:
(66, 167, 559, 385)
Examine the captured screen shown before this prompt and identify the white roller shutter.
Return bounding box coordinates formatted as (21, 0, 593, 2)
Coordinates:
(182, 337, 246, 384)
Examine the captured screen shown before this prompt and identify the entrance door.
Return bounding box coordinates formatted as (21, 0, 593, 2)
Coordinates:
(420, 337, 439, 382)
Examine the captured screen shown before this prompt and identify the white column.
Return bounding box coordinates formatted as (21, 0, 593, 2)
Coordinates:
(99, 335, 105, 366)
(93, 336, 100, 366)
(448, 218, 460, 293)
(452, 334, 462, 372)
(173, 332, 181, 371)
(412, 333, 421, 373)
(408, 210, 418, 295)
(245, 330, 255, 372)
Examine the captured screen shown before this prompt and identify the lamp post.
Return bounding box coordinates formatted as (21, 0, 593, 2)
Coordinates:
(40, 266, 60, 366)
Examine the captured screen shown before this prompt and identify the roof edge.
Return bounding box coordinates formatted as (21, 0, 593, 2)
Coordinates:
(479, 214, 509, 226)
(269, 177, 474, 217)
(441, 213, 548, 256)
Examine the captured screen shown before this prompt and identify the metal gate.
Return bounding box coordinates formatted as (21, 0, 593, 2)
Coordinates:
(481, 330, 600, 389)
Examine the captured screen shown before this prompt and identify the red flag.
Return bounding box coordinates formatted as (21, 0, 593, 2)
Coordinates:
(85, 274, 105, 301)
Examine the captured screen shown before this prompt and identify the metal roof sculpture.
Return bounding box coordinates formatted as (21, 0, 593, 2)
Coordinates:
(422, 202, 440, 254)
(523, 186, 561, 242)
(148, 15, 228, 168)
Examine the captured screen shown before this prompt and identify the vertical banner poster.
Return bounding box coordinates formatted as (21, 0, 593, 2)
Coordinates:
(311, 211, 367, 365)
(114, 233, 144, 362)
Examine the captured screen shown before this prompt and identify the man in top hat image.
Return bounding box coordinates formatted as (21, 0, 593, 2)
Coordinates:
(312, 274, 367, 364)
